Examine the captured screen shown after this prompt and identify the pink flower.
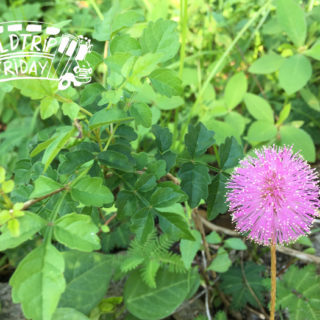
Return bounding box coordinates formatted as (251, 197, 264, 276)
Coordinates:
(226, 146, 320, 245)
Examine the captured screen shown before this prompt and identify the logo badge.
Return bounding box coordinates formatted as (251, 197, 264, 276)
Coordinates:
(0, 21, 93, 90)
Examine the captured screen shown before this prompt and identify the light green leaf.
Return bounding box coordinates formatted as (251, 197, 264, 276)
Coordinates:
(71, 176, 114, 207)
(244, 93, 274, 123)
(54, 213, 100, 252)
(61, 102, 80, 120)
(0, 166, 5, 183)
(30, 176, 62, 198)
(208, 248, 231, 273)
(247, 121, 277, 143)
(53, 308, 89, 320)
(59, 251, 114, 315)
(124, 269, 194, 320)
(40, 97, 59, 120)
(300, 88, 320, 111)
(224, 238, 247, 250)
(276, 103, 291, 126)
(140, 19, 180, 63)
(89, 108, 133, 130)
(149, 68, 182, 97)
(276, 0, 306, 47)
(224, 72, 247, 110)
(280, 125, 315, 162)
(249, 52, 284, 74)
(0, 212, 47, 251)
(278, 54, 312, 94)
(130, 103, 152, 128)
(180, 230, 202, 269)
(305, 41, 320, 60)
(42, 126, 76, 172)
(206, 231, 221, 245)
(2, 179, 14, 193)
(10, 243, 66, 320)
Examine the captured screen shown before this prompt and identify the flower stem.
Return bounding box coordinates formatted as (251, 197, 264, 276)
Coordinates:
(270, 243, 277, 320)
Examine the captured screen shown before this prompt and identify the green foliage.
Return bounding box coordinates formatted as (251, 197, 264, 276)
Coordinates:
(121, 231, 186, 288)
(276, 264, 320, 319)
(1, 0, 320, 319)
(124, 268, 199, 320)
(221, 262, 268, 310)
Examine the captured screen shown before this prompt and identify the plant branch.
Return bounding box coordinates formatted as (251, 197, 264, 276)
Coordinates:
(270, 243, 276, 320)
(22, 187, 67, 210)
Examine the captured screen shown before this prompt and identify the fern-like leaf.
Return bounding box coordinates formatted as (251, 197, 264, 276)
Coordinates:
(140, 260, 161, 288)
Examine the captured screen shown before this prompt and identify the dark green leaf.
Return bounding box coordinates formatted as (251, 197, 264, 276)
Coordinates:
(185, 122, 215, 158)
(219, 137, 243, 169)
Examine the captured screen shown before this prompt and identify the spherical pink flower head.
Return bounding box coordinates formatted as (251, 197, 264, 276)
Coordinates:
(226, 145, 320, 245)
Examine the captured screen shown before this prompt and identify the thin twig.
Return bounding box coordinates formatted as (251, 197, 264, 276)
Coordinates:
(198, 215, 320, 264)
(240, 252, 269, 319)
(22, 187, 66, 210)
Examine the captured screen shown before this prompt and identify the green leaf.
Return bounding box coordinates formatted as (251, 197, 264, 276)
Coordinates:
(149, 68, 182, 97)
(208, 248, 231, 273)
(276, 103, 291, 126)
(221, 262, 267, 310)
(150, 187, 183, 208)
(10, 243, 66, 320)
(53, 308, 89, 320)
(98, 150, 134, 172)
(276, 265, 320, 319)
(247, 121, 277, 143)
(54, 213, 100, 252)
(185, 122, 215, 158)
(0, 166, 5, 183)
(7, 218, 20, 237)
(156, 204, 195, 240)
(276, 0, 306, 47)
(224, 72, 247, 110)
(124, 268, 194, 320)
(178, 162, 211, 208)
(111, 10, 144, 34)
(207, 173, 228, 220)
(206, 231, 221, 245)
(71, 176, 114, 207)
(152, 125, 172, 152)
(300, 88, 320, 111)
(244, 93, 274, 123)
(42, 126, 76, 172)
(278, 54, 312, 94)
(135, 173, 157, 192)
(130, 103, 152, 128)
(128, 53, 162, 88)
(219, 137, 243, 170)
(0, 212, 47, 251)
(280, 125, 315, 162)
(89, 108, 133, 130)
(40, 97, 59, 120)
(110, 35, 141, 56)
(140, 19, 180, 63)
(59, 251, 113, 315)
(215, 311, 228, 320)
(249, 52, 284, 74)
(58, 151, 95, 175)
(224, 238, 247, 250)
(30, 176, 63, 198)
(2, 179, 14, 193)
(180, 230, 202, 269)
(305, 41, 320, 60)
(61, 102, 80, 120)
